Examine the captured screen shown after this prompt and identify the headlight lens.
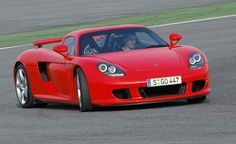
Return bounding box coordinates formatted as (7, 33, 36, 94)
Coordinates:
(97, 62, 125, 77)
(98, 63, 107, 73)
(189, 52, 204, 69)
(193, 53, 202, 62)
(108, 66, 116, 74)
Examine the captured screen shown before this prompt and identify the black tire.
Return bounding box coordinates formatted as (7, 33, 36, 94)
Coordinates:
(187, 95, 206, 103)
(15, 64, 34, 108)
(76, 68, 93, 112)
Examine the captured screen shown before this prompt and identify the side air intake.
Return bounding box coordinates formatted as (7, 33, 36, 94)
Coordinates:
(38, 62, 50, 82)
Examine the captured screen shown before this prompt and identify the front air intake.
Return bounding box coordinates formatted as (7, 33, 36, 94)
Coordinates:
(112, 89, 131, 99)
(192, 80, 205, 92)
(139, 83, 187, 98)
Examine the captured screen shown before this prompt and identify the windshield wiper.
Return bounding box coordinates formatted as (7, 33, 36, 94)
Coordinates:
(143, 45, 167, 49)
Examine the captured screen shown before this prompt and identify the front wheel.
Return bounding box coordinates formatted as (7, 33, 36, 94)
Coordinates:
(187, 96, 206, 103)
(76, 68, 93, 112)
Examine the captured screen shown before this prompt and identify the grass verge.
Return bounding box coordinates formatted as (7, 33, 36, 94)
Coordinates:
(0, 1, 236, 48)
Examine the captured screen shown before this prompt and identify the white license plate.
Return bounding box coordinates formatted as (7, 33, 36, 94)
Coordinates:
(147, 76, 182, 87)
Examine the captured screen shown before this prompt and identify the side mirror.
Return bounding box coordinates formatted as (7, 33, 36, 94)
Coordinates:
(53, 45, 72, 60)
(169, 32, 182, 48)
(53, 44, 68, 53)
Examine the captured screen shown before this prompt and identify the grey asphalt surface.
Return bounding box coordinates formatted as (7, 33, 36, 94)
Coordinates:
(0, 0, 234, 35)
(0, 16, 236, 144)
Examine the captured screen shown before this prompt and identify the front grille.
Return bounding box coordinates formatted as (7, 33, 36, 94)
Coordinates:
(138, 83, 186, 98)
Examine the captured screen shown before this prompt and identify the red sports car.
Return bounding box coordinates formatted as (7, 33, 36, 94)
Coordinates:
(13, 25, 210, 111)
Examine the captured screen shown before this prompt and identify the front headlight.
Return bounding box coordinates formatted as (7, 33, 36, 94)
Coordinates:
(97, 62, 125, 77)
(189, 52, 204, 69)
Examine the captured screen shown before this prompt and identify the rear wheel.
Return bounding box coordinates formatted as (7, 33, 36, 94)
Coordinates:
(187, 96, 206, 103)
(15, 64, 34, 108)
(76, 68, 93, 112)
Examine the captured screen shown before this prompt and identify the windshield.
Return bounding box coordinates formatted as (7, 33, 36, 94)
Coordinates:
(79, 28, 168, 56)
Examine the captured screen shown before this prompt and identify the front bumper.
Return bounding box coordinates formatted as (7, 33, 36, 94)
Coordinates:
(87, 69, 210, 107)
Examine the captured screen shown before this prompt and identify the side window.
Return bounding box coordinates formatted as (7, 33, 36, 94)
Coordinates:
(64, 36, 76, 56)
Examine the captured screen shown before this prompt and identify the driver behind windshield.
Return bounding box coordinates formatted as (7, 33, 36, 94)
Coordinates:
(122, 33, 137, 51)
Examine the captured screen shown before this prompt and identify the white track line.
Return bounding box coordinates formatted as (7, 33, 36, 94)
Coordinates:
(149, 14, 236, 28)
(0, 14, 236, 51)
(0, 44, 31, 50)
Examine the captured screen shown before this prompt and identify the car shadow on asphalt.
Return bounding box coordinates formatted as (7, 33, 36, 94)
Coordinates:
(95, 99, 209, 112)
(38, 99, 209, 112)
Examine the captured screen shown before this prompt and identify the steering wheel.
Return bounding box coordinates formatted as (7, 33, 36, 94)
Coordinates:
(84, 45, 98, 55)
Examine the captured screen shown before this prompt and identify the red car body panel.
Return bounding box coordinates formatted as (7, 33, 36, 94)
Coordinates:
(14, 25, 210, 107)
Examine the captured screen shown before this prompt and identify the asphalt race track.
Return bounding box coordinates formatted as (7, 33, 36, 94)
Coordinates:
(0, 16, 236, 143)
(0, 0, 234, 34)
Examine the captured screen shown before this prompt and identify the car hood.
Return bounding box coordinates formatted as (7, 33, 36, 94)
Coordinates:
(93, 47, 183, 71)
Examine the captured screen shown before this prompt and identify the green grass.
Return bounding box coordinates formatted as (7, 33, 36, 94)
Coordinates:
(0, 1, 236, 48)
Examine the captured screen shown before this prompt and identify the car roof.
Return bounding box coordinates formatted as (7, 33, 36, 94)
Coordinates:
(67, 24, 146, 37)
